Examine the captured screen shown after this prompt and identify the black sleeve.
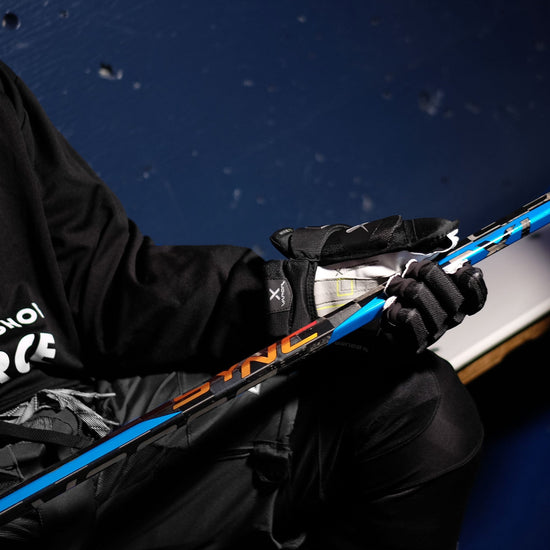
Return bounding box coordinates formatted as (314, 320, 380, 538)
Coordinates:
(0, 60, 272, 378)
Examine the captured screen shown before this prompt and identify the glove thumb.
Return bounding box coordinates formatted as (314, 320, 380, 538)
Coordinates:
(271, 216, 458, 265)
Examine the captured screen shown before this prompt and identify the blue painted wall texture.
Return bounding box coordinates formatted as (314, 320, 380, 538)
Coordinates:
(1, 1, 549, 256)
(1, 1, 549, 548)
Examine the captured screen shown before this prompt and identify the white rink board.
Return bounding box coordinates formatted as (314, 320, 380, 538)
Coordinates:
(429, 223, 550, 371)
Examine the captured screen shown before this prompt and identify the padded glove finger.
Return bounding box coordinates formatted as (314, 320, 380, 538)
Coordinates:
(384, 272, 453, 347)
(381, 259, 487, 353)
(398, 260, 466, 325)
(380, 301, 433, 354)
(401, 260, 487, 320)
(452, 263, 487, 315)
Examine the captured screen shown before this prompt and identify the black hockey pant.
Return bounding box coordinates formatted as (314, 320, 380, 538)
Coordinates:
(0, 347, 483, 549)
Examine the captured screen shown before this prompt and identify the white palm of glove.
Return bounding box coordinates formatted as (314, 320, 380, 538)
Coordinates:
(313, 229, 459, 315)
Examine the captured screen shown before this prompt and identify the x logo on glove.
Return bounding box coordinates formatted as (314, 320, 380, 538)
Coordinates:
(269, 288, 281, 301)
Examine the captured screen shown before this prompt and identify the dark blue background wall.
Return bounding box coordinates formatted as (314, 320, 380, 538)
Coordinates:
(1, 1, 549, 255)
(1, 1, 549, 547)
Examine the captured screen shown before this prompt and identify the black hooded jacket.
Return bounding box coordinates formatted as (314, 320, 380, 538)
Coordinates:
(0, 60, 273, 412)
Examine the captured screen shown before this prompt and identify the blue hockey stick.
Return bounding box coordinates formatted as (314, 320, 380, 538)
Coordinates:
(1, 191, 550, 524)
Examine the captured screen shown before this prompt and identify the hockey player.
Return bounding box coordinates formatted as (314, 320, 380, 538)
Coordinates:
(0, 60, 486, 549)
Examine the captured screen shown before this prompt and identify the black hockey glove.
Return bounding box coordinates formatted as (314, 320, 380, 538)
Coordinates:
(264, 215, 487, 353)
(381, 258, 486, 353)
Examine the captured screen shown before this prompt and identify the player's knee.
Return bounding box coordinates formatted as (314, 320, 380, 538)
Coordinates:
(428, 352, 484, 473)
(341, 350, 483, 497)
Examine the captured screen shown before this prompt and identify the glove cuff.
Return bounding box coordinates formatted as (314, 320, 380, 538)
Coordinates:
(264, 259, 317, 336)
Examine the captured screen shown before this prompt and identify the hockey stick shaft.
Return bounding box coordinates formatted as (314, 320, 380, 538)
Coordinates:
(1, 191, 550, 523)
